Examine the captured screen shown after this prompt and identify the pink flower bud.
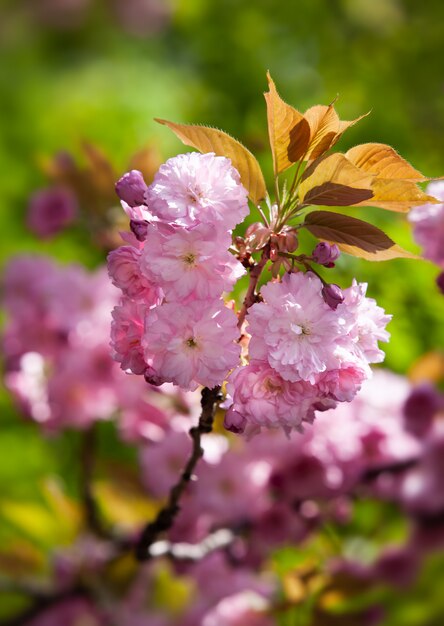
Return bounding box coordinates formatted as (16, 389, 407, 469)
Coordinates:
(280, 226, 298, 253)
(115, 170, 147, 207)
(245, 223, 271, 250)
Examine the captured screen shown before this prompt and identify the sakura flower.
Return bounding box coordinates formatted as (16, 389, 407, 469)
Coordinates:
(145, 152, 249, 230)
(143, 300, 240, 390)
(225, 361, 321, 433)
(248, 272, 348, 383)
(316, 362, 368, 402)
(339, 280, 391, 364)
(140, 222, 245, 300)
(107, 245, 163, 303)
(111, 300, 147, 375)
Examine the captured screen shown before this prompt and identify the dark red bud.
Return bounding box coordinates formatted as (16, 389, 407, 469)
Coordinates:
(115, 170, 147, 207)
(130, 219, 149, 241)
(313, 242, 341, 266)
(321, 283, 344, 310)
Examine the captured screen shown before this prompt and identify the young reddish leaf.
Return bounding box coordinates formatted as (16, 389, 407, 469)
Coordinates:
(264, 72, 310, 174)
(353, 178, 439, 212)
(155, 119, 267, 205)
(303, 210, 418, 260)
(303, 104, 368, 161)
(346, 143, 427, 181)
(299, 153, 374, 206)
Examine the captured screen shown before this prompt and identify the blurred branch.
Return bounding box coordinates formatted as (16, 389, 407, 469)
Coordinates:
(361, 457, 419, 482)
(79, 426, 108, 539)
(135, 386, 222, 561)
(148, 528, 235, 562)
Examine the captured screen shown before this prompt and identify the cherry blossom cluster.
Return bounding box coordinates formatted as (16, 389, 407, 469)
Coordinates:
(110, 152, 392, 435)
(225, 272, 391, 436)
(109, 152, 248, 391)
(3, 255, 200, 433)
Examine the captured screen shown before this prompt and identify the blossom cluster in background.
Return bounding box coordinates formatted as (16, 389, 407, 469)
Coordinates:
(5, 364, 443, 626)
(409, 180, 444, 293)
(2, 255, 200, 434)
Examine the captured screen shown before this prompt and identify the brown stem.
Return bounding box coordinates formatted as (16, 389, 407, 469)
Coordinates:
(135, 386, 222, 561)
(237, 247, 269, 329)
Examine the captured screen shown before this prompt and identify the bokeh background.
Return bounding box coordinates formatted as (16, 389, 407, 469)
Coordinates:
(1, 0, 444, 624)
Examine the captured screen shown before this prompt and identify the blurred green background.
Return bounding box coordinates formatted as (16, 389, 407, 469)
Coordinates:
(1, 0, 444, 623)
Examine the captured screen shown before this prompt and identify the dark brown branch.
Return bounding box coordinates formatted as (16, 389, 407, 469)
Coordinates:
(237, 247, 269, 329)
(361, 457, 419, 482)
(135, 386, 222, 561)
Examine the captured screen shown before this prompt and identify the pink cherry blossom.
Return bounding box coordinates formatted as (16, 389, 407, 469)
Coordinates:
(111, 300, 147, 375)
(339, 280, 391, 364)
(143, 300, 240, 391)
(140, 222, 245, 300)
(107, 245, 163, 303)
(225, 361, 321, 433)
(145, 152, 249, 230)
(247, 272, 349, 383)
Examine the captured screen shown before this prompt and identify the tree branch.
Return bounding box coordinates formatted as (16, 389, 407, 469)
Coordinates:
(135, 386, 222, 561)
(148, 528, 235, 562)
(79, 426, 108, 539)
(237, 247, 269, 329)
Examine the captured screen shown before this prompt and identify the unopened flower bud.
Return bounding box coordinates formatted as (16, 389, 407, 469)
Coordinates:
(437, 271, 444, 295)
(224, 408, 246, 434)
(312, 242, 340, 266)
(281, 226, 298, 253)
(321, 283, 344, 310)
(245, 222, 271, 250)
(130, 219, 149, 241)
(403, 383, 441, 437)
(115, 170, 147, 207)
